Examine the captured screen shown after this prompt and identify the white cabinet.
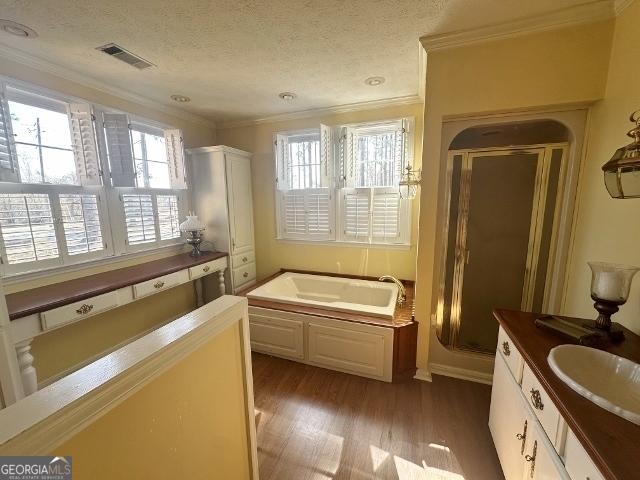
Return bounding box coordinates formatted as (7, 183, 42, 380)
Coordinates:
(188, 146, 256, 293)
(564, 429, 605, 480)
(249, 314, 304, 360)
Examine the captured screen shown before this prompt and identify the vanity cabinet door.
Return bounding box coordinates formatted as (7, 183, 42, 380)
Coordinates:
(523, 419, 571, 480)
(225, 152, 255, 256)
(489, 354, 529, 480)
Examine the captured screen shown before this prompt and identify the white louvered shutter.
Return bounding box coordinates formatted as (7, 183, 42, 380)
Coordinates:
(319, 124, 334, 188)
(306, 190, 333, 240)
(340, 126, 357, 188)
(103, 113, 136, 187)
(164, 129, 187, 189)
(281, 190, 306, 237)
(371, 189, 402, 243)
(0, 93, 19, 183)
(67, 103, 101, 186)
(122, 194, 156, 245)
(342, 189, 370, 241)
(59, 193, 104, 255)
(157, 194, 180, 240)
(394, 118, 409, 184)
(275, 133, 290, 190)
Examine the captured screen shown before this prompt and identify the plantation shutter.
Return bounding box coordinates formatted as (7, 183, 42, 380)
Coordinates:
(164, 129, 187, 189)
(67, 103, 101, 186)
(103, 113, 136, 187)
(306, 190, 333, 239)
(281, 190, 306, 237)
(342, 189, 370, 241)
(340, 126, 357, 188)
(371, 188, 402, 243)
(0, 92, 19, 183)
(394, 118, 409, 184)
(122, 194, 156, 245)
(319, 124, 334, 188)
(274, 133, 290, 190)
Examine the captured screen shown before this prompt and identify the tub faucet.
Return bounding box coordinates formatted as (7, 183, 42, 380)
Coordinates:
(379, 275, 406, 306)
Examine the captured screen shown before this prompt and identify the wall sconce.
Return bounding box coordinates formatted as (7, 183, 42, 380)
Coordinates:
(602, 110, 640, 198)
(179, 213, 206, 257)
(399, 165, 422, 200)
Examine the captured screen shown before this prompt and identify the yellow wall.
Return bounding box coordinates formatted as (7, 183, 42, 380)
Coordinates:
(55, 322, 252, 480)
(216, 102, 424, 281)
(417, 21, 614, 373)
(564, 2, 640, 334)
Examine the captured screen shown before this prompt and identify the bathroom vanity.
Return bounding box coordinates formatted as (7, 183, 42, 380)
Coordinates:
(490, 309, 639, 480)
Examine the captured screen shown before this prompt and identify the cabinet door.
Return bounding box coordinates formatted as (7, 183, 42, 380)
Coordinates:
(225, 153, 255, 255)
(523, 419, 570, 480)
(249, 314, 304, 360)
(489, 354, 529, 480)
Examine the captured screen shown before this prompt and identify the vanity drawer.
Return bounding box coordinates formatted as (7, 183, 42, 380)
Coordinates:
(233, 262, 256, 289)
(232, 250, 255, 268)
(521, 364, 563, 449)
(41, 291, 120, 331)
(564, 429, 605, 480)
(497, 326, 523, 384)
(188, 257, 226, 280)
(133, 270, 188, 299)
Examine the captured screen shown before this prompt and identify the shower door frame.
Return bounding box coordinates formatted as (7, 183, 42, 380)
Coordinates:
(437, 143, 569, 354)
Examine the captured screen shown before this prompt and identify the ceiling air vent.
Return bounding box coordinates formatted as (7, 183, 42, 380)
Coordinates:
(96, 43, 155, 70)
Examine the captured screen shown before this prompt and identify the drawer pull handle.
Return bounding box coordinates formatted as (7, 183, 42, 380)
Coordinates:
(515, 420, 527, 455)
(202, 266, 210, 272)
(76, 304, 94, 315)
(242, 257, 248, 262)
(530, 389, 544, 411)
(154, 281, 165, 289)
(243, 272, 249, 278)
(524, 440, 537, 478)
(502, 341, 511, 356)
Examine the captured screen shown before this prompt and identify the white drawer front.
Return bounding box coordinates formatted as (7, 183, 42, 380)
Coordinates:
(498, 326, 523, 384)
(188, 257, 227, 280)
(233, 262, 256, 289)
(522, 364, 562, 449)
(564, 429, 604, 480)
(133, 270, 189, 299)
(308, 322, 391, 380)
(249, 314, 304, 360)
(41, 291, 120, 331)
(232, 250, 255, 268)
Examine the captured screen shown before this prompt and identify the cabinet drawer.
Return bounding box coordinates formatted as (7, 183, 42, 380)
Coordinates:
(188, 257, 226, 280)
(249, 314, 304, 360)
(41, 291, 120, 331)
(232, 250, 255, 268)
(564, 429, 604, 480)
(522, 364, 563, 449)
(497, 326, 524, 384)
(233, 262, 256, 289)
(133, 270, 188, 299)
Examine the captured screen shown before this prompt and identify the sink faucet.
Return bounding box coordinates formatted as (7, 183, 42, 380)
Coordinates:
(379, 275, 406, 306)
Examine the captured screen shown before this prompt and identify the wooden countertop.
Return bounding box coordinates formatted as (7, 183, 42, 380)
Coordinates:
(6, 251, 228, 321)
(237, 269, 415, 328)
(494, 309, 640, 480)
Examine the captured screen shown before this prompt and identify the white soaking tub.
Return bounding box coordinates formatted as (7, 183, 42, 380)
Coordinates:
(246, 272, 398, 319)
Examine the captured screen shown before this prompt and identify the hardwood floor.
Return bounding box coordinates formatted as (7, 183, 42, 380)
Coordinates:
(251, 353, 504, 480)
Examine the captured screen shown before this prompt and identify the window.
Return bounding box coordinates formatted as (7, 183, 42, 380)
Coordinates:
(0, 79, 189, 275)
(274, 118, 412, 246)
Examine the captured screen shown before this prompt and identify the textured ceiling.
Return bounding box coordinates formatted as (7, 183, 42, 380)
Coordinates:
(0, 0, 600, 122)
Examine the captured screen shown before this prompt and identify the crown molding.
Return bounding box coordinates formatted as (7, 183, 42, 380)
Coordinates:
(420, 0, 615, 52)
(0, 42, 216, 129)
(218, 95, 423, 129)
(614, 0, 635, 14)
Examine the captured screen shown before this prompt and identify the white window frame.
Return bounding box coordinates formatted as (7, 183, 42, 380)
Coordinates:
(0, 76, 190, 277)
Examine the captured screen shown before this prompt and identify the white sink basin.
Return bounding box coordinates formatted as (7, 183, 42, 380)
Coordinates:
(548, 344, 640, 425)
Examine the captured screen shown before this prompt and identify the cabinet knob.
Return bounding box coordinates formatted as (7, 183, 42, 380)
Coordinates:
(524, 440, 537, 478)
(502, 341, 511, 356)
(243, 272, 249, 278)
(154, 281, 165, 289)
(76, 304, 94, 315)
(515, 420, 527, 455)
(242, 257, 248, 263)
(530, 389, 544, 411)
(203, 265, 210, 272)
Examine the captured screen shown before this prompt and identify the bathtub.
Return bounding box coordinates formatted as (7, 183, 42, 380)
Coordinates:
(246, 272, 398, 320)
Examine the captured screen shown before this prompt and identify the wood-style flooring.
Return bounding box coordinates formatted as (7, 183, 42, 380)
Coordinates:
(251, 353, 504, 480)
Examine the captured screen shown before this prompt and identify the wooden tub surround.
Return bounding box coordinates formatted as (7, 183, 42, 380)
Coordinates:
(238, 269, 418, 383)
(492, 309, 640, 480)
(4, 251, 229, 399)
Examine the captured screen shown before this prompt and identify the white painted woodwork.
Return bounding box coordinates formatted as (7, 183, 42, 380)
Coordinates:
(521, 363, 564, 449)
(0, 278, 24, 407)
(490, 328, 605, 480)
(40, 291, 120, 331)
(498, 325, 524, 383)
(218, 270, 226, 296)
(15, 339, 36, 396)
(132, 270, 189, 299)
(188, 146, 256, 294)
(194, 278, 204, 307)
(188, 257, 227, 280)
(0, 296, 259, 480)
(564, 429, 605, 480)
(249, 314, 304, 360)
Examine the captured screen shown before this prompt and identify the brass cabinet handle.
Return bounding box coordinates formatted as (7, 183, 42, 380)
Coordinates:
(243, 272, 249, 278)
(203, 265, 210, 272)
(515, 420, 527, 455)
(76, 304, 94, 315)
(242, 257, 248, 262)
(154, 281, 165, 289)
(530, 389, 544, 411)
(502, 341, 511, 356)
(524, 440, 537, 478)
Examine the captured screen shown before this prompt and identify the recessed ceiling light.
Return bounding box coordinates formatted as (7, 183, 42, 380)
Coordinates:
(365, 76, 385, 86)
(0, 20, 38, 38)
(170, 94, 191, 103)
(278, 92, 297, 101)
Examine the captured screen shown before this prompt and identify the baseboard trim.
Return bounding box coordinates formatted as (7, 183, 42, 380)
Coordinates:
(413, 368, 433, 382)
(429, 363, 493, 385)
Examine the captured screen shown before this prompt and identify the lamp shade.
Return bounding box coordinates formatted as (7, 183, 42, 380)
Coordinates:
(179, 213, 205, 232)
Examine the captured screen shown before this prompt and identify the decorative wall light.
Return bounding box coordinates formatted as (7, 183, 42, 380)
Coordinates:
(398, 165, 422, 200)
(179, 213, 206, 257)
(602, 110, 640, 198)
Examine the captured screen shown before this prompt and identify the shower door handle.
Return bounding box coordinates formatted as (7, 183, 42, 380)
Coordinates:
(464, 249, 470, 264)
